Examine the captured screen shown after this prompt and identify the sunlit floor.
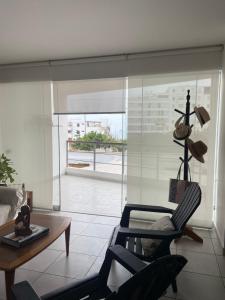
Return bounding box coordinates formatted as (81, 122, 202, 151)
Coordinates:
(54, 174, 126, 217)
(1, 211, 225, 300)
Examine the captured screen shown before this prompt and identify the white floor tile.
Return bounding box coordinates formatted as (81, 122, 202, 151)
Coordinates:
(208, 228, 218, 238)
(177, 249, 220, 276)
(176, 237, 214, 254)
(107, 261, 132, 287)
(212, 237, 224, 255)
(70, 220, 89, 235)
(32, 273, 74, 297)
(48, 211, 97, 223)
(86, 256, 105, 277)
(93, 215, 120, 225)
(176, 271, 225, 300)
(99, 242, 109, 257)
(15, 269, 42, 284)
(62, 212, 96, 222)
(21, 249, 62, 272)
(48, 234, 77, 251)
(45, 252, 96, 279)
(69, 235, 107, 256)
(216, 255, 225, 277)
(59, 175, 123, 217)
(81, 223, 114, 239)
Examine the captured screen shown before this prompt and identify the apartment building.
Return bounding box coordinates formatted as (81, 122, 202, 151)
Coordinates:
(69, 119, 110, 139)
(128, 84, 210, 133)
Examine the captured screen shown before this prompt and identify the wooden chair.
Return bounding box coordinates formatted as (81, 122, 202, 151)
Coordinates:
(110, 182, 201, 292)
(12, 245, 187, 300)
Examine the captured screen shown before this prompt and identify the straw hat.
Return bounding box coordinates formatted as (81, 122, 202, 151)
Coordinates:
(187, 139, 208, 163)
(194, 106, 210, 127)
(173, 116, 192, 140)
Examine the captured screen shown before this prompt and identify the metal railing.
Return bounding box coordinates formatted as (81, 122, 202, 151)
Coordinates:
(66, 140, 127, 175)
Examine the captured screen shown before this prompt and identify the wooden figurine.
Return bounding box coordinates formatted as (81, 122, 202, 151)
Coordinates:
(15, 205, 32, 236)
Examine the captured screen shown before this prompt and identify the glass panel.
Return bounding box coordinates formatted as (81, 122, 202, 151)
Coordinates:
(53, 78, 126, 114)
(53, 78, 127, 217)
(127, 72, 219, 227)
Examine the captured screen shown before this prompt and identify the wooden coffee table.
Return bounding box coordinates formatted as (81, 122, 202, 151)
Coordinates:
(0, 213, 71, 300)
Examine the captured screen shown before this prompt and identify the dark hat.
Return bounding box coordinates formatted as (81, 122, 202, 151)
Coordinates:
(194, 106, 210, 127)
(187, 139, 208, 163)
(173, 116, 192, 140)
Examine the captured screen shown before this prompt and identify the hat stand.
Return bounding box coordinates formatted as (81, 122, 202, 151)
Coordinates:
(173, 90, 203, 243)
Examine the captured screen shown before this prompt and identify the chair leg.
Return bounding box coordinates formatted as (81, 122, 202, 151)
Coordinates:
(172, 279, 177, 293)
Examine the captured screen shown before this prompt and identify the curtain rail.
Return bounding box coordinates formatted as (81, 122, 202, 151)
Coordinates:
(0, 45, 223, 69)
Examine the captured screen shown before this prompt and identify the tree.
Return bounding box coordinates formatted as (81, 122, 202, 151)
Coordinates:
(71, 131, 126, 152)
(72, 132, 112, 151)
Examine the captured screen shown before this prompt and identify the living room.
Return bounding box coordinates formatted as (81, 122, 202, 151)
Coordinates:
(0, 1, 225, 299)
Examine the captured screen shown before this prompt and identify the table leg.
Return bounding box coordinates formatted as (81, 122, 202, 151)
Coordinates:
(65, 223, 71, 256)
(5, 269, 15, 300)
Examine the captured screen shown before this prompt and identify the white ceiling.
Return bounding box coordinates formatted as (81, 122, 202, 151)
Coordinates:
(0, 0, 225, 64)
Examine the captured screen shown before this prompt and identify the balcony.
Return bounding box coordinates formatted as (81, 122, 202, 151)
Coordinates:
(55, 140, 127, 217)
(66, 140, 127, 176)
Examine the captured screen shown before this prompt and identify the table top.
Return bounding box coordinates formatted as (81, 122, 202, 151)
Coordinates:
(0, 213, 71, 271)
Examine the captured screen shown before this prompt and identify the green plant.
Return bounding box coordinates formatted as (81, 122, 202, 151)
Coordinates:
(0, 153, 17, 184)
(72, 132, 112, 151)
(71, 132, 126, 152)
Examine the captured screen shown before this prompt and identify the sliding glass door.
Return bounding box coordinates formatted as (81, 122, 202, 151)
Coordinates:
(127, 71, 220, 228)
(52, 78, 127, 217)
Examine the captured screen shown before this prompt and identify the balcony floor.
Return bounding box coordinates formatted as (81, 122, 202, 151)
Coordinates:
(54, 174, 125, 217)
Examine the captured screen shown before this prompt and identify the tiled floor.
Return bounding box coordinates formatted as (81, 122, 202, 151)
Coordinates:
(1, 211, 225, 300)
(54, 174, 126, 216)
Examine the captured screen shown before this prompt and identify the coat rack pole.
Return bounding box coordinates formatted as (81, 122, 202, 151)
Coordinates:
(183, 90, 190, 180)
(174, 89, 203, 244)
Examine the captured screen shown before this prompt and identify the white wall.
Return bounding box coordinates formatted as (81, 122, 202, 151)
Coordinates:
(214, 48, 225, 248)
(0, 82, 53, 209)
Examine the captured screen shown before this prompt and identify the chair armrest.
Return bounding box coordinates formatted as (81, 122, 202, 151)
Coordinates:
(42, 274, 101, 300)
(117, 227, 182, 240)
(12, 281, 40, 300)
(121, 204, 174, 226)
(109, 245, 146, 274)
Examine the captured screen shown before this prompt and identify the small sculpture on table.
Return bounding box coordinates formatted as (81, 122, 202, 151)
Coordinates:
(14, 205, 32, 236)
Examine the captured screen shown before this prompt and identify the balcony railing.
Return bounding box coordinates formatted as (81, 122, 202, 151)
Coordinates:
(66, 140, 127, 175)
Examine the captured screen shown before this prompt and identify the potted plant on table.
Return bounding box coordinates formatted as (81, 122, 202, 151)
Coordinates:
(0, 153, 17, 186)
